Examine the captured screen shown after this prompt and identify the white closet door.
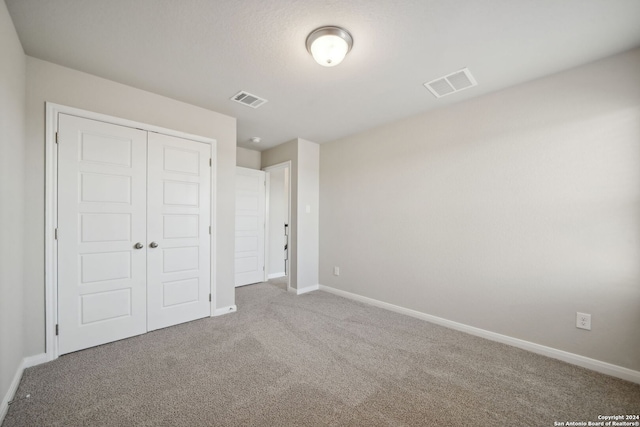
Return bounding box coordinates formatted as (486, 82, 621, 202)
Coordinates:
(235, 167, 266, 287)
(57, 114, 148, 355)
(146, 133, 211, 331)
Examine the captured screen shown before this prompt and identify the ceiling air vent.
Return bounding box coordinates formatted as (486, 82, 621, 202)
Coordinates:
(230, 91, 268, 108)
(424, 68, 477, 99)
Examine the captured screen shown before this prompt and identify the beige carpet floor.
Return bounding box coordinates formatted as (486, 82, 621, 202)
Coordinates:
(3, 280, 639, 426)
(268, 275, 288, 291)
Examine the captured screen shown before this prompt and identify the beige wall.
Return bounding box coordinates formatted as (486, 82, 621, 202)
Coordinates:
(236, 147, 261, 169)
(320, 48, 640, 371)
(0, 0, 26, 409)
(296, 139, 319, 290)
(24, 57, 238, 355)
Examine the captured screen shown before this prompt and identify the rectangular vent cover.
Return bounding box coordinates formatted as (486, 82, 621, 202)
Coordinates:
(230, 91, 268, 108)
(424, 68, 477, 98)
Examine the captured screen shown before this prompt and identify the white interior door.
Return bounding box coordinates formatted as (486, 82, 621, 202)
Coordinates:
(57, 114, 213, 354)
(57, 114, 148, 355)
(146, 133, 211, 331)
(235, 167, 266, 287)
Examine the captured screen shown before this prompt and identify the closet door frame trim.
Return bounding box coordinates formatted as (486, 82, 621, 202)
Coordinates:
(45, 102, 217, 361)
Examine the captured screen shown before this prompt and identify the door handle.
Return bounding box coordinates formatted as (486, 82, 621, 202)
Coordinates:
(149, 241, 159, 248)
(134, 242, 144, 249)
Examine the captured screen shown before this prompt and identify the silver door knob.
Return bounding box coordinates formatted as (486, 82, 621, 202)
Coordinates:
(149, 241, 159, 248)
(134, 242, 144, 249)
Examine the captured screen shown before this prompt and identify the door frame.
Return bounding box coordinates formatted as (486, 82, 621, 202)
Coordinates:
(263, 161, 292, 292)
(45, 102, 217, 361)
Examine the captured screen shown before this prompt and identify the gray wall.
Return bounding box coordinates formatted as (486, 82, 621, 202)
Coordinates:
(296, 139, 319, 290)
(0, 0, 26, 407)
(320, 48, 640, 371)
(236, 147, 261, 169)
(24, 57, 238, 355)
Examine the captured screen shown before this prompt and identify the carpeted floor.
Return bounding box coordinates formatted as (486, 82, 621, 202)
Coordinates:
(3, 280, 639, 426)
(267, 275, 288, 291)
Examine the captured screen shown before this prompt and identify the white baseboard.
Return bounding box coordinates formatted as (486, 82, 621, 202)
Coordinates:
(24, 353, 48, 368)
(318, 285, 640, 385)
(268, 272, 286, 279)
(0, 362, 22, 424)
(213, 305, 237, 316)
(1, 353, 47, 424)
(296, 284, 319, 295)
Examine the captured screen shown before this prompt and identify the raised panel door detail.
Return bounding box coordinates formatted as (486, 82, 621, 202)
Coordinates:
(81, 213, 131, 242)
(80, 133, 132, 167)
(236, 236, 258, 252)
(236, 173, 261, 191)
(236, 216, 258, 231)
(147, 132, 211, 331)
(163, 181, 199, 206)
(163, 278, 199, 307)
(81, 173, 131, 204)
(81, 289, 132, 324)
(163, 147, 199, 175)
(58, 114, 214, 354)
(162, 247, 199, 273)
(236, 194, 259, 211)
(234, 167, 266, 287)
(163, 215, 198, 239)
(57, 113, 147, 355)
(81, 252, 131, 283)
(235, 256, 258, 274)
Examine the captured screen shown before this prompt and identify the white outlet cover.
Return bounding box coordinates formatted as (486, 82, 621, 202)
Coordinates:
(333, 266, 340, 276)
(576, 312, 591, 330)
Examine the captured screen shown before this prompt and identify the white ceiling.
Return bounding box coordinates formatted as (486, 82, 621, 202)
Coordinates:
(6, 0, 640, 151)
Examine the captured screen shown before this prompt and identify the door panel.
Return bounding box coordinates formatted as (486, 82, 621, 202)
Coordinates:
(235, 167, 266, 286)
(58, 114, 213, 354)
(57, 114, 147, 355)
(147, 133, 211, 331)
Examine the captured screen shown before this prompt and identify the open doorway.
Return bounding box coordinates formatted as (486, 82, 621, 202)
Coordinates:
(264, 162, 291, 292)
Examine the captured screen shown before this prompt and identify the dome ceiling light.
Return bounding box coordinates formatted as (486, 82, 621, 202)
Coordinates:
(306, 26, 353, 67)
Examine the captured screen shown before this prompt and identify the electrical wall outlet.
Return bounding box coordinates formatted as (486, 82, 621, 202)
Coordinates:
(333, 266, 340, 276)
(576, 312, 591, 330)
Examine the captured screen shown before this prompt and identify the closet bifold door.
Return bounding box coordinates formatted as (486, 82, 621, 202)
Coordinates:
(146, 132, 211, 331)
(57, 114, 148, 355)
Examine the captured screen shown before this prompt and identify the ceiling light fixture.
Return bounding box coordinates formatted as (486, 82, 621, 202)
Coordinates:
(306, 26, 353, 67)
(250, 137, 261, 144)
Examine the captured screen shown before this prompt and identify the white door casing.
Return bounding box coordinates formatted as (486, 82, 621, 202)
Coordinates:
(235, 167, 266, 287)
(56, 112, 213, 355)
(57, 114, 148, 355)
(147, 132, 211, 331)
